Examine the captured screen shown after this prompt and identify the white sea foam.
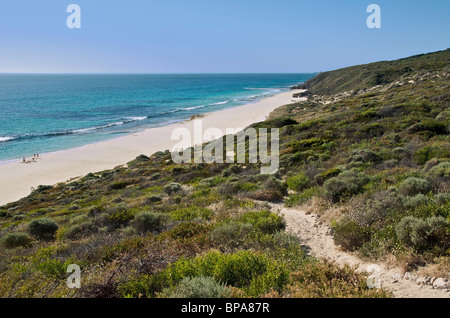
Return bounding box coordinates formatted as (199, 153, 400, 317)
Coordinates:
(125, 116, 147, 122)
(169, 100, 231, 113)
(0, 136, 14, 142)
(210, 100, 231, 106)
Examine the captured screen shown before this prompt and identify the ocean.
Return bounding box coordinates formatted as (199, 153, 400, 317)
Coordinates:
(0, 73, 314, 162)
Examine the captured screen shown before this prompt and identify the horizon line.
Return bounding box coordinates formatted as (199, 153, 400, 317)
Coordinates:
(0, 72, 320, 75)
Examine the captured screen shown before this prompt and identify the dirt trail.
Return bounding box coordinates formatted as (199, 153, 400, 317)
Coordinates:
(270, 203, 449, 298)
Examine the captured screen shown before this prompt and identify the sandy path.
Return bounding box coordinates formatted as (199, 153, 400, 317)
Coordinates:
(270, 203, 449, 298)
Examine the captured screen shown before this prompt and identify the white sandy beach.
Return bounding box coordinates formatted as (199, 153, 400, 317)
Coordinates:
(0, 90, 305, 206)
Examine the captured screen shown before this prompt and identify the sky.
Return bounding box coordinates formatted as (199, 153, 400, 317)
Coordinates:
(0, 0, 449, 73)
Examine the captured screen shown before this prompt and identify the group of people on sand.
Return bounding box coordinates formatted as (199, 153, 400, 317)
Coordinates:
(22, 153, 41, 164)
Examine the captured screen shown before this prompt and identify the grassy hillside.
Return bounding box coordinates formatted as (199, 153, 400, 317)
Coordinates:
(300, 49, 450, 95)
(1, 49, 449, 298)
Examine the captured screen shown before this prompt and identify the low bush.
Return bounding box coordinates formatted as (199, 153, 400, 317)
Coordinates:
(288, 261, 392, 298)
(106, 204, 135, 228)
(332, 218, 373, 251)
(415, 146, 450, 165)
(435, 109, 450, 122)
(407, 120, 447, 136)
(391, 147, 407, 159)
(64, 221, 96, 240)
(403, 194, 432, 210)
(323, 169, 370, 202)
(285, 187, 321, 207)
(132, 211, 167, 234)
(286, 173, 309, 192)
(435, 193, 450, 205)
(426, 162, 450, 178)
(398, 177, 431, 196)
(163, 182, 182, 195)
(28, 218, 59, 240)
(171, 206, 213, 221)
(210, 222, 253, 248)
(356, 190, 403, 227)
(161, 276, 231, 298)
(147, 194, 163, 203)
(168, 222, 209, 240)
(272, 231, 300, 248)
(348, 149, 381, 164)
(109, 181, 128, 190)
(238, 210, 285, 234)
(396, 216, 449, 253)
(314, 167, 342, 185)
(119, 250, 290, 298)
(1, 232, 33, 248)
(165, 251, 289, 297)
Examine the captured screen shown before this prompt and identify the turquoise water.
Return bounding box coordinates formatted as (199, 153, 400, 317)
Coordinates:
(0, 74, 314, 162)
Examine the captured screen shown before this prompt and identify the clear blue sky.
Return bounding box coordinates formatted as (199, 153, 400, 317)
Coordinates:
(0, 0, 448, 73)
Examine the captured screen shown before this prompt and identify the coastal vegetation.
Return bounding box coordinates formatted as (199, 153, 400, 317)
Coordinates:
(0, 49, 448, 298)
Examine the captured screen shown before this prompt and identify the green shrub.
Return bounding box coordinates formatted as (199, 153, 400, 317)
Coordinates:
(171, 206, 213, 221)
(403, 194, 432, 210)
(287, 173, 309, 191)
(161, 276, 231, 298)
(415, 146, 450, 165)
(391, 147, 407, 159)
(262, 176, 286, 193)
(163, 182, 182, 195)
(285, 187, 321, 207)
(120, 250, 289, 298)
(109, 181, 128, 190)
(1, 232, 33, 248)
(361, 190, 403, 226)
(435, 193, 450, 205)
(168, 222, 209, 240)
(348, 149, 381, 164)
(370, 190, 403, 213)
(435, 110, 450, 122)
(132, 211, 167, 233)
(289, 261, 392, 298)
(332, 218, 372, 251)
(314, 167, 342, 185)
(407, 120, 447, 135)
(323, 169, 370, 202)
(272, 231, 300, 248)
(238, 210, 285, 234)
(426, 162, 450, 178)
(398, 177, 431, 196)
(64, 221, 95, 240)
(210, 222, 253, 248)
(28, 218, 59, 240)
(147, 194, 163, 203)
(166, 251, 289, 297)
(396, 216, 450, 253)
(106, 204, 135, 227)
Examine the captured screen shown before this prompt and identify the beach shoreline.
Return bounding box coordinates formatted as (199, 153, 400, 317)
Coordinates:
(0, 90, 305, 207)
